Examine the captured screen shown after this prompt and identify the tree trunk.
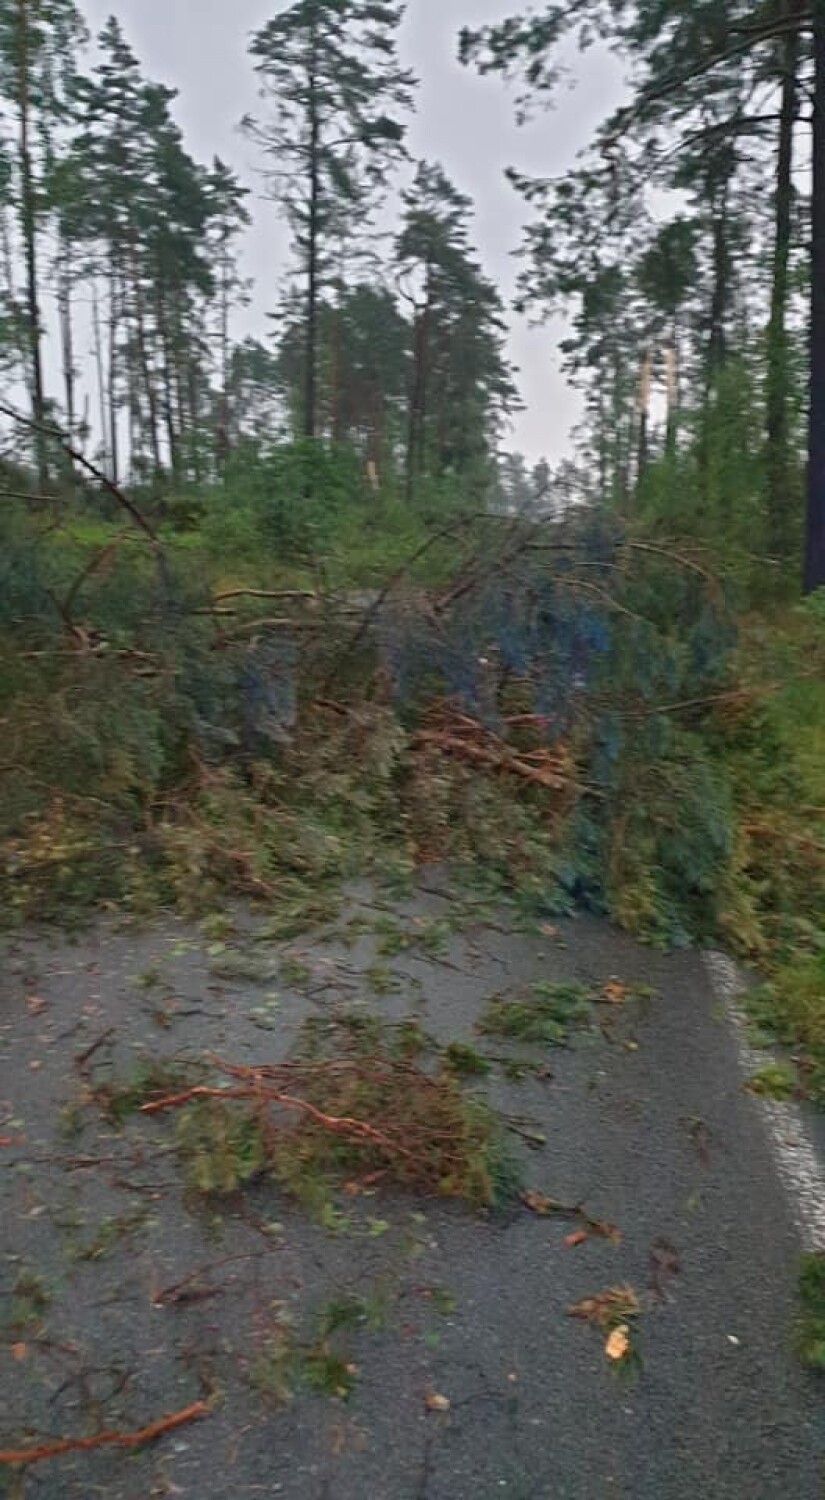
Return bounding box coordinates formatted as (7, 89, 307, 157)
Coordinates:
(708, 183, 731, 378)
(635, 346, 652, 492)
(664, 330, 680, 458)
(92, 279, 108, 471)
(57, 235, 76, 440)
(18, 0, 48, 485)
(766, 0, 801, 560)
(155, 278, 179, 476)
(304, 18, 320, 444)
(108, 255, 120, 485)
(405, 269, 431, 504)
(805, 0, 825, 592)
(216, 230, 231, 470)
(129, 230, 162, 474)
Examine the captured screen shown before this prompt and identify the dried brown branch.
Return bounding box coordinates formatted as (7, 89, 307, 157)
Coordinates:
(140, 1078, 414, 1161)
(0, 1399, 209, 1468)
(412, 713, 599, 799)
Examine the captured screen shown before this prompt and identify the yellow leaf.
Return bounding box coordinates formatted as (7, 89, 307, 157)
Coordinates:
(10, 1343, 27, 1362)
(605, 1324, 630, 1362)
(425, 1392, 451, 1412)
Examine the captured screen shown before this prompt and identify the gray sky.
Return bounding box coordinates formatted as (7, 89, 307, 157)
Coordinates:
(83, 0, 624, 462)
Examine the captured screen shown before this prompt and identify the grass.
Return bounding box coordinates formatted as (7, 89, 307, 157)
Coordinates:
(745, 1060, 797, 1101)
(479, 981, 593, 1046)
(796, 1254, 825, 1369)
(747, 958, 825, 1105)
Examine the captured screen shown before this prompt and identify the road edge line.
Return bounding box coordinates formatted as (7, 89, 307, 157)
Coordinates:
(704, 949, 825, 1252)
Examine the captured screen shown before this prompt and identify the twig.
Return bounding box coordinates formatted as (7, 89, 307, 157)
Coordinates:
(74, 1027, 116, 1074)
(212, 588, 317, 605)
(0, 1398, 209, 1467)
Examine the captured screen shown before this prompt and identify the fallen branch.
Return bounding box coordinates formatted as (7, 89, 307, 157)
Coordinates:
(412, 728, 597, 797)
(139, 1080, 414, 1160)
(0, 1399, 209, 1468)
(0, 398, 158, 543)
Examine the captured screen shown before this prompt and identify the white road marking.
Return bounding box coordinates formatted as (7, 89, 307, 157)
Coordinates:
(704, 950, 825, 1251)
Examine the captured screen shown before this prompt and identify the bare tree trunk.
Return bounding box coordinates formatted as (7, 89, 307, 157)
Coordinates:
(405, 267, 431, 504)
(18, 0, 48, 485)
(129, 230, 162, 474)
(92, 278, 109, 472)
(57, 235, 76, 440)
(108, 253, 120, 484)
(766, 0, 801, 560)
(304, 15, 320, 444)
(805, 0, 825, 591)
(635, 346, 652, 491)
(215, 233, 231, 470)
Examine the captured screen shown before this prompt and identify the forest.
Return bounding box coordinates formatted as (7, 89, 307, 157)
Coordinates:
(3, 1, 825, 1487)
(1, 1, 825, 1090)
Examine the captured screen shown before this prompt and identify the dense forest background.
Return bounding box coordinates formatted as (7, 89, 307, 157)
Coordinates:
(3, 1, 825, 1101)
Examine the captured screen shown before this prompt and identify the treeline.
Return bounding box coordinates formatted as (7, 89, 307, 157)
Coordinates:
(462, 0, 825, 592)
(0, 2, 516, 507)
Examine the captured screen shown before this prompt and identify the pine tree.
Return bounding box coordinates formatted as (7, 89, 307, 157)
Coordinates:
(244, 1, 414, 443)
(397, 162, 516, 501)
(0, 0, 86, 481)
(462, 0, 824, 588)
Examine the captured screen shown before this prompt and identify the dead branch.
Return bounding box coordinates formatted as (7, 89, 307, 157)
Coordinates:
(139, 1080, 415, 1161)
(412, 728, 598, 798)
(0, 399, 159, 543)
(0, 1398, 209, 1468)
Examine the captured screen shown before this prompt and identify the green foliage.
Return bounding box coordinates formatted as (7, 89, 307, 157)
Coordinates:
(604, 726, 734, 947)
(443, 1042, 492, 1078)
(746, 1061, 797, 1101)
(203, 441, 369, 559)
(479, 982, 593, 1046)
(797, 1254, 825, 1370)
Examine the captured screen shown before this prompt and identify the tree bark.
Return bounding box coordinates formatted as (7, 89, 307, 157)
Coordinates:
(805, 0, 825, 592)
(304, 16, 320, 444)
(18, 0, 48, 485)
(129, 229, 162, 474)
(766, 0, 800, 560)
(92, 279, 108, 472)
(108, 254, 120, 485)
(405, 267, 431, 504)
(707, 181, 731, 378)
(57, 235, 76, 440)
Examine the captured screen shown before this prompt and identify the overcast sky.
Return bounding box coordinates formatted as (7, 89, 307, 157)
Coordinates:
(82, 0, 624, 462)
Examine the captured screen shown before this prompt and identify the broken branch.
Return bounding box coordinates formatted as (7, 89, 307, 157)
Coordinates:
(0, 1399, 209, 1468)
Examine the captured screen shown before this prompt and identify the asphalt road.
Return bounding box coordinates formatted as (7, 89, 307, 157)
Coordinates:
(0, 885, 823, 1498)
